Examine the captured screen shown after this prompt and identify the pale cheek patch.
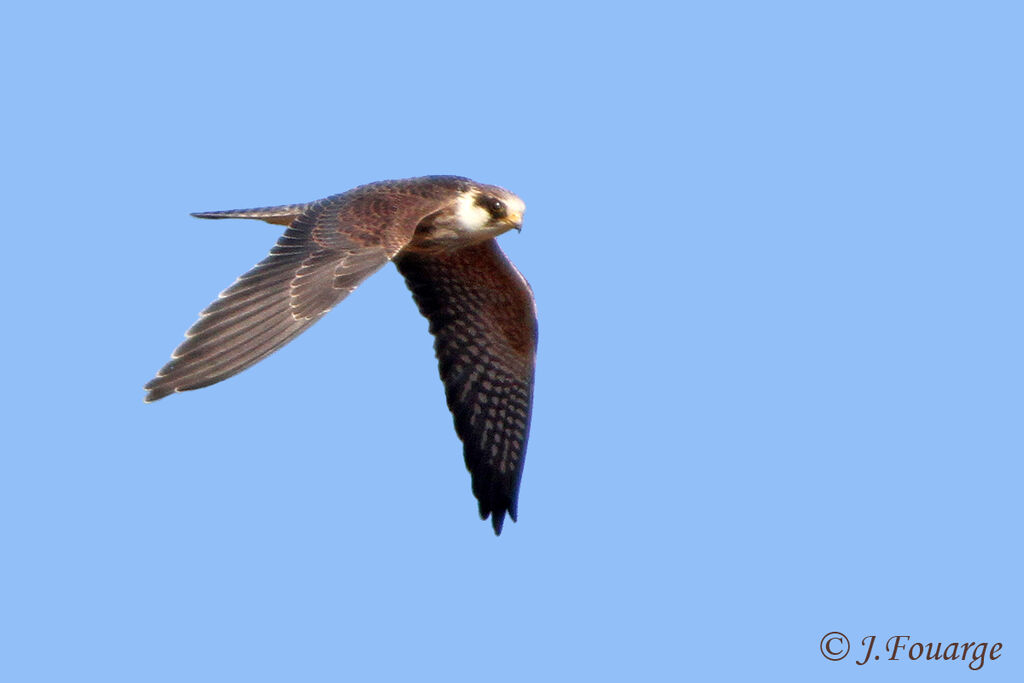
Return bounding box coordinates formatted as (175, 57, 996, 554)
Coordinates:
(454, 193, 491, 232)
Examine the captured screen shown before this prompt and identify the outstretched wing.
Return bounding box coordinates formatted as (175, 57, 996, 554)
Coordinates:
(145, 190, 446, 402)
(395, 240, 538, 535)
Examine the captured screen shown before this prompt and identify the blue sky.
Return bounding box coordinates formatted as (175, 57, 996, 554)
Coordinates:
(2, 2, 1021, 681)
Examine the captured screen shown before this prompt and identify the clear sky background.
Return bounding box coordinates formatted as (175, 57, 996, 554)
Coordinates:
(2, 2, 1020, 681)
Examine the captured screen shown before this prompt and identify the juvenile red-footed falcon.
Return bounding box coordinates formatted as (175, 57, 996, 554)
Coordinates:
(145, 176, 537, 535)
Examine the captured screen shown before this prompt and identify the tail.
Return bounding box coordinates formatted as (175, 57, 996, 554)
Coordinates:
(191, 203, 310, 226)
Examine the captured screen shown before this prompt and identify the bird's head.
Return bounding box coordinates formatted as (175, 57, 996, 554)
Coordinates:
(453, 186, 526, 238)
(408, 182, 525, 253)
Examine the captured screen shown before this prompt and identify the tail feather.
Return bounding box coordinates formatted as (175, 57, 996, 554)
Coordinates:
(191, 203, 310, 226)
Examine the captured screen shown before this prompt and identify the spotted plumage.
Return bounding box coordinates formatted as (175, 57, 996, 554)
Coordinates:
(145, 176, 536, 534)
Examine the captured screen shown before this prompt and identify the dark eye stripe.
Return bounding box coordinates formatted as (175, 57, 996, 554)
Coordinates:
(475, 195, 507, 220)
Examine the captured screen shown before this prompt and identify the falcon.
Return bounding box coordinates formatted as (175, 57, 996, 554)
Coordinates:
(145, 176, 537, 534)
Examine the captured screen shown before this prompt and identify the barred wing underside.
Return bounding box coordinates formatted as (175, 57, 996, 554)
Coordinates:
(396, 240, 538, 535)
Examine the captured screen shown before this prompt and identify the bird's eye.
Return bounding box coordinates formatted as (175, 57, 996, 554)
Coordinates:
(477, 196, 507, 220)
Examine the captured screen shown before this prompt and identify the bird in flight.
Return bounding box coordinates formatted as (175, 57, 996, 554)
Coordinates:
(145, 176, 537, 534)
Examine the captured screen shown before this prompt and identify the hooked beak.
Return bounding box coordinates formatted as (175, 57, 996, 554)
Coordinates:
(507, 211, 523, 232)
